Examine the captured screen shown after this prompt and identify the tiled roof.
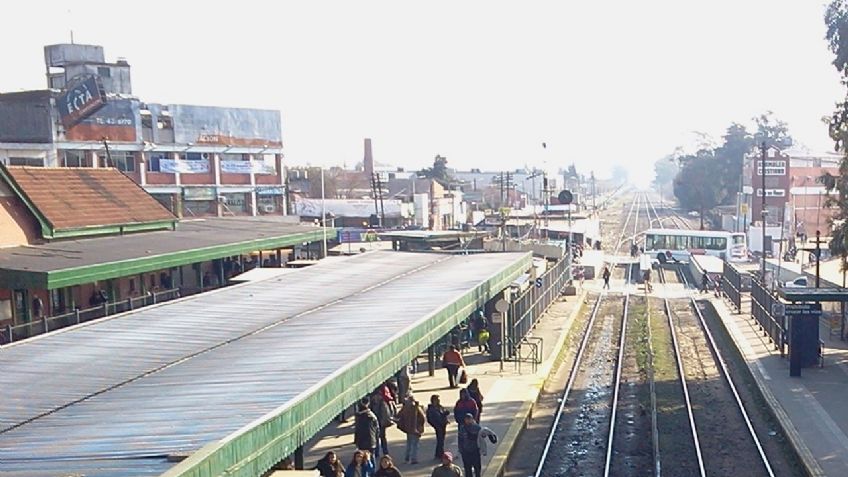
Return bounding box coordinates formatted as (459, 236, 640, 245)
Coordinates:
(3, 166, 176, 232)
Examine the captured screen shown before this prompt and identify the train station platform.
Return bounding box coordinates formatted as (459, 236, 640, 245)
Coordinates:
(0, 251, 531, 477)
(709, 295, 848, 476)
(301, 285, 586, 477)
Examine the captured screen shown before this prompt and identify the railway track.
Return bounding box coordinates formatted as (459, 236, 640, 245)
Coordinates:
(655, 267, 775, 477)
(532, 191, 792, 477)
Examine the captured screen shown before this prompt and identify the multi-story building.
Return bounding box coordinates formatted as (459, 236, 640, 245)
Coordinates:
(742, 145, 841, 239)
(742, 146, 792, 226)
(0, 43, 287, 218)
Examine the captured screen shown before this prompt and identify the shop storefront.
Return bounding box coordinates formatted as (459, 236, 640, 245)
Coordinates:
(182, 187, 217, 217)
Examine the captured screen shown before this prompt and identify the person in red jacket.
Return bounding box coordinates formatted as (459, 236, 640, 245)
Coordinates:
(441, 345, 466, 388)
(453, 388, 479, 432)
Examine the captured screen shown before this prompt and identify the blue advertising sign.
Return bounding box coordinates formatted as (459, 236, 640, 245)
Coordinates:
(58, 76, 106, 129)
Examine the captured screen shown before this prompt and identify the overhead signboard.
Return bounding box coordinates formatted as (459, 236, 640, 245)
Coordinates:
(784, 303, 822, 317)
(58, 76, 106, 129)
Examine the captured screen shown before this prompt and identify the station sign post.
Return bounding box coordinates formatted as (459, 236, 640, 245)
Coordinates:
(786, 303, 822, 377)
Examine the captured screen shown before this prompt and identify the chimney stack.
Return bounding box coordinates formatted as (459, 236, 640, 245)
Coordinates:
(363, 138, 374, 177)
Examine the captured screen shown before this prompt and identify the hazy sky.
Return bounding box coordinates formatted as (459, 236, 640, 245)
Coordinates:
(0, 1, 844, 185)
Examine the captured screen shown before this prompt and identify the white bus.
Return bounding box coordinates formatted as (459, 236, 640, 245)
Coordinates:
(643, 228, 747, 263)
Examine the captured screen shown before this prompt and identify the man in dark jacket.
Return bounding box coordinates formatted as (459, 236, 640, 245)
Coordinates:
(427, 394, 450, 459)
(458, 414, 483, 477)
(369, 393, 392, 457)
(354, 400, 379, 462)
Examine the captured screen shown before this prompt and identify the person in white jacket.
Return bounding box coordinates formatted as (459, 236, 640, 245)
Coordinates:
(458, 414, 498, 477)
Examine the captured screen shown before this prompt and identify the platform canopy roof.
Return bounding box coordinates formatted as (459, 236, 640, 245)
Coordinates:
(0, 250, 530, 477)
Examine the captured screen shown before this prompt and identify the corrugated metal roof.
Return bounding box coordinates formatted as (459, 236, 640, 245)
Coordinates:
(0, 251, 528, 477)
(0, 252, 444, 432)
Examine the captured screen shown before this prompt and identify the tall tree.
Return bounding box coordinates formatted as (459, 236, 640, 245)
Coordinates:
(611, 165, 629, 184)
(652, 155, 679, 200)
(673, 151, 724, 229)
(713, 123, 754, 205)
(753, 111, 793, 149)
(418, 154, 452, 183)
(823, 0, 848, 266)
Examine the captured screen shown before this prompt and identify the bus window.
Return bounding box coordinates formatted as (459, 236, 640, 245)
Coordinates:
(716, 237, 727, 250)
(646, 234, 655, 250)
(732, 235, 745, 245)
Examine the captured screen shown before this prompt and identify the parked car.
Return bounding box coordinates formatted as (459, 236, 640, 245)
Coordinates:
(781, 276, 808, 288)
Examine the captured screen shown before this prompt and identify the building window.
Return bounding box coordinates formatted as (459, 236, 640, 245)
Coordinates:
(99, 152, 135, 172)
(8, 157, 44, 167)
(157, 116, 173, 130)
(147, 153, 168, 172)
(181, 152, 209, 161)
(62, 150, 87, 167)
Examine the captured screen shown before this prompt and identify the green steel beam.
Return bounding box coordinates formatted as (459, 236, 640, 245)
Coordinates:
(161, 252, 531, 477)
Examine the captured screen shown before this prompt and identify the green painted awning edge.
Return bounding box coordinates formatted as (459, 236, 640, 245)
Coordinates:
(0, 228, 334, 290)
(160, 252, 531, 477)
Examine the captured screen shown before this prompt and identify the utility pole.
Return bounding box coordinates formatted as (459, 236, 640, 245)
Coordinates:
(370, 173, 380, 226)
(499, 172, 505, 209)
(375, 173, 386, 227)
(591, 171, 596, 212)
(816, 230, 822, 288)
(760, 141, 768, 280)
(543, 173, 549, 239)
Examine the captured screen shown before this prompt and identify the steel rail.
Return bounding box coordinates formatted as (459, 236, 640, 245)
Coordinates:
(679, 272, 776, 477)
(532, 295, 604, 477)
(535, 192, 639, 477)
(602, 293, 630, 477)
(659, 267, 707, 477)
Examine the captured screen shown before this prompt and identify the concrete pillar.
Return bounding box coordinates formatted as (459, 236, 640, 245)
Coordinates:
(139, 151, 147, 186)
(249, 154, 258, 216)
(172, 152, 182, 186)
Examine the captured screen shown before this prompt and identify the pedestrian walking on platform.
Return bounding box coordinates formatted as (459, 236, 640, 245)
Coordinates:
(354, 400, 380, 463)
(453, 389, 479, 431)
(701, 273, 710, 294)
(430, 452, 462, 477)
(427, 394, 450, 459)
(457, 414, 496, 477)
(314, 451, 345, 477)
(369, 393, 392, 457)
(397, 364, 412, 401)
(466, 380, 484, 421)
(375, 455, 402, 477)
(397, 395, 426, 464)
(477, 327, 490, 354)
(441, 345, 466, 388)
(602, 266, 611, 289)
(345, 450, 375, 477)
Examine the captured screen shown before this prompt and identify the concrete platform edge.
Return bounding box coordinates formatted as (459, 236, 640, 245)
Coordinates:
(483, 290, 587, 477)
(707, 297, 825, 477)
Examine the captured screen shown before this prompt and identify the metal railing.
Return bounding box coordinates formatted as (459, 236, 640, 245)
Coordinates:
(1, 288, 181, 345)
(508, 257, 570, 344)
(750, 276, 785, 354)
(722, 261, 745, 313)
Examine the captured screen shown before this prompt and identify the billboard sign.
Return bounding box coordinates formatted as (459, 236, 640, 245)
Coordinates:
(58, 76, 106, 129)
(64, 98, 138, 142)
